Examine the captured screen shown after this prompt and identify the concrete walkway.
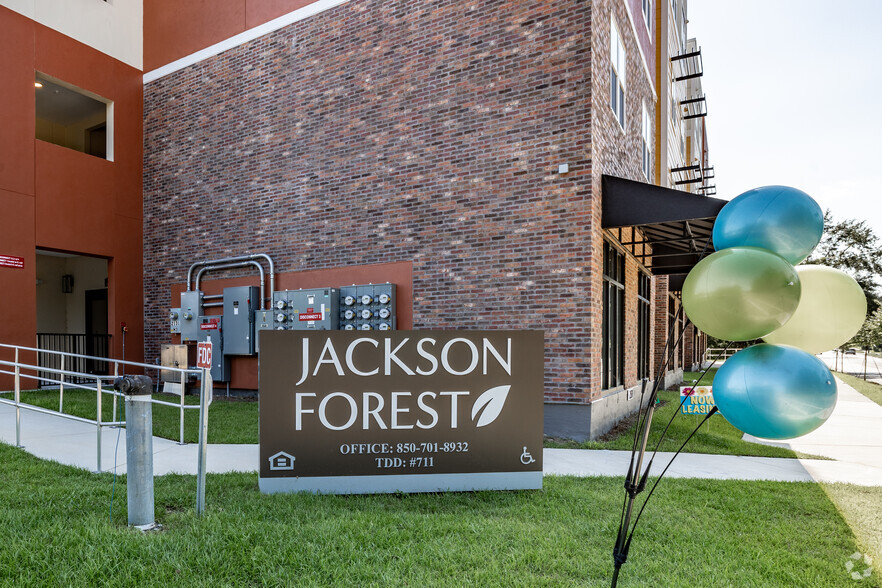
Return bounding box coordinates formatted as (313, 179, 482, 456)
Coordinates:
(2, 376, 880, 486)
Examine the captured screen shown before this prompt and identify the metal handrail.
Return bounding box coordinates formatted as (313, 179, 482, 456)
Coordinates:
(0, 398, 125, 427)
(2, 341, 212, 515)
(0, 342, 195, 375)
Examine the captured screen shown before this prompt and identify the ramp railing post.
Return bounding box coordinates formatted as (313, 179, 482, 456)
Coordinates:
(14, 348, 21, 448)
(112, 362, 119, 423)
(179, 370, 185, 445)
(59, 354, 65, 413)
(96, 378, 103, 473)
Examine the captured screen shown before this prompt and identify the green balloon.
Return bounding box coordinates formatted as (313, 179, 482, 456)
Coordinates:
(682, 247, 801, 341)
(763, 265, 867, 354)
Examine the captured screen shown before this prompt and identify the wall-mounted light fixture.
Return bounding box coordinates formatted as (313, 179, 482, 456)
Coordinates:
(62, 274, 74, 293)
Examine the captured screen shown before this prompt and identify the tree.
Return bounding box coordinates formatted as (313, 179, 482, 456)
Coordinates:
(847, 307, 882, 350)
(805, 211, 882, 314)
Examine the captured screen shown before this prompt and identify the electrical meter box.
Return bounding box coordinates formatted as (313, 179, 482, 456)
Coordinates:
(160, 344, 191, 383)
(222, 286, 259, 355)
(339, 283, 396, 331)
(253, 309, 274, 353)
(272, 288, 339, 331)
(198, 316, 229, 381)
(179, 290, 204, 342)
(169, 308, 181, 334)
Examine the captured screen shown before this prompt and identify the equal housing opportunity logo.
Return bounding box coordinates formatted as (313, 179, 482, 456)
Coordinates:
(258, 330, 545, 494)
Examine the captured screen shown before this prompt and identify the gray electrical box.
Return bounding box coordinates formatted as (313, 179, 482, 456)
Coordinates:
(179, 290, 204, 342)
(339, 283, 396, 331)
(223, 286, 260, 355)
(272, 288, 339, 331)
(169, 308, 181, 334)
(198, 316, 229, 382)
(253, 309, 274, 353)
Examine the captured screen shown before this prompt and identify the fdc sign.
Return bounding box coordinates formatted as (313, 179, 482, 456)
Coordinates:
(258, 330, 544, 494)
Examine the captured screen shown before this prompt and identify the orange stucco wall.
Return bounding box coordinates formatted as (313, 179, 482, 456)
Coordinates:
(0, 6, 144, 380)
(144, 0, 319, 71)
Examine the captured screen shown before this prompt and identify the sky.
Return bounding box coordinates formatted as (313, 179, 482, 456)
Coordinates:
(687, 0, 882, 237)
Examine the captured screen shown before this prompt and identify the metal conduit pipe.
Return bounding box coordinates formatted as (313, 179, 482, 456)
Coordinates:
(186, 254, 276, 304)
(194, 261, 265, 309)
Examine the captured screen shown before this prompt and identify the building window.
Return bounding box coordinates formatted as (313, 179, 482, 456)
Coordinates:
(641, 102, 652, 180)
(35, 72, 113, 160)
(602, 241, 625, 389)
(642, 0, 652, 34)
(637, 271, 651, 380)
(610, 16, 626, 130)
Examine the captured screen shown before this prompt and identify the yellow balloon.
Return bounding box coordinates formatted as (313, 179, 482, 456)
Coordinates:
(763, 265, 867, 354)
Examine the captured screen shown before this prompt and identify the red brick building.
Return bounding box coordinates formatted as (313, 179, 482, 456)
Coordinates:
(1, 0, 720, 440)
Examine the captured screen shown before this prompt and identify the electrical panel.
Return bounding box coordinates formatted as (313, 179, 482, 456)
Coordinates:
(169, 308, 181, 334)
(198, 316, 229, 382)
(222, 286, 259, 355)
(253, 309, 273, 353)
(339, 283, 396, 331)
(271, 288, 339, 331)
(179, 290, 204, 342)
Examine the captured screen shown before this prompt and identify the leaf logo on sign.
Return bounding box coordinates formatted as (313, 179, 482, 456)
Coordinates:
(471, 385, 510, 428)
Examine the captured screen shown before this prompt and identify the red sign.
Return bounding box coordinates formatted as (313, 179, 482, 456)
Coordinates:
(200, 318, 220, 330)
(197, 341, 212, 369)
(0, 255, 24, 269)
(299, 313, 323, 321)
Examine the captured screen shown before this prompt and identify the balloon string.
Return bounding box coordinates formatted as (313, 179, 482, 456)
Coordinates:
(629, 287, 690, 461)
(650, 341, 733, 459)
(623, 407, 719, 556)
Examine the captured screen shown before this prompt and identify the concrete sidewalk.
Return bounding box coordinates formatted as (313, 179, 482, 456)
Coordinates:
(2, 376, 880, 486)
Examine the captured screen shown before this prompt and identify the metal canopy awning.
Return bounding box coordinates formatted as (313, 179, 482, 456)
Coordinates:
(601, 174, 728, 290)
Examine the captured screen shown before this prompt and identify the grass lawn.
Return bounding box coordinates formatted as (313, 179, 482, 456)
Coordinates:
(821, 483, 882, 580)
(834, 371, 882, 407)
(545, 370, 807, 459)
(0, 442, 875, 587)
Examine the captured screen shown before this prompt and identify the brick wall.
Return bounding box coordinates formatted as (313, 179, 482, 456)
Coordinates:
(143, 0, 660, 410)
(590, 0, 658, 395)
(144, 0, 602, 402)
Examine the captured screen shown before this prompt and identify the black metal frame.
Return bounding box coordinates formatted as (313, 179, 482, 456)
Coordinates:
(637, 272, 651, 380)
(671, 48, 703, 81)
(602, 241, 626, 390)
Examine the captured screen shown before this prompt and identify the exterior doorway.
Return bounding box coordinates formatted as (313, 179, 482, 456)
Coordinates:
(36, 250, 110, 384)
(85, 288, 109, 374)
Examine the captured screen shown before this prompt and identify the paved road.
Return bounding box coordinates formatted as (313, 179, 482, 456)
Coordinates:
(819, 350, 882, 383)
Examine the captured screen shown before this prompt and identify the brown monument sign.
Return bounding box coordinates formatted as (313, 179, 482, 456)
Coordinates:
(258, 330, 544, 494)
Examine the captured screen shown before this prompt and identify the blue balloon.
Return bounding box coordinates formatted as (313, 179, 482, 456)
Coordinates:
(713, 344, 837, 440)
(713, 186, 824, 264)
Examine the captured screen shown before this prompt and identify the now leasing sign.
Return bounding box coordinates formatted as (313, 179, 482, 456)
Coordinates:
(258, 330, 544, 494)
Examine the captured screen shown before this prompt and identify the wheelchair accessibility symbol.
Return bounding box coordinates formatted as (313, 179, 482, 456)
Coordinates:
(520, 446, 536, 465)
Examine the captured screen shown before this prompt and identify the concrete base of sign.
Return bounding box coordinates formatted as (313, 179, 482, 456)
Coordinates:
(544, 381, 653, 442)
(259, 471, 543, 495)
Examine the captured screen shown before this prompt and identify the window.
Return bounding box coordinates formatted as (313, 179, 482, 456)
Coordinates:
(642, 0, 652, 34)
(35, 72, 112, 160)
(637, 272, 651, 380)
(610, 16, 626, 130)
(602, 241, 625, 389)
(641, 102, 652, 180)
